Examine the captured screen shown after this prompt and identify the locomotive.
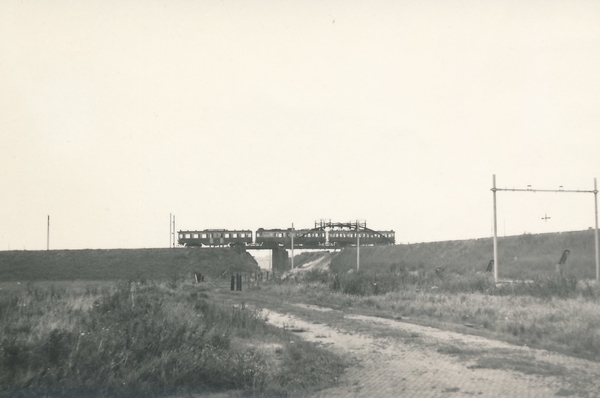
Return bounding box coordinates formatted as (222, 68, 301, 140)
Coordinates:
(178, 227, 395, 248)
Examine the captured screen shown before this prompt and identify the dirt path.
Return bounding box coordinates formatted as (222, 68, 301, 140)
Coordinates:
(261, 304, 600, 397)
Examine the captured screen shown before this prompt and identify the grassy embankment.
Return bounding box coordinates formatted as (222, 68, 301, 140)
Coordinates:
(277, 230, 600, 361)
(330, 229, 599, 281)
(0, 248, 347, 397)
(0, 247, 259, 282)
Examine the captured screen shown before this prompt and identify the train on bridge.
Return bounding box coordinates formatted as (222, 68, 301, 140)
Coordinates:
(177, 225, 395, 248)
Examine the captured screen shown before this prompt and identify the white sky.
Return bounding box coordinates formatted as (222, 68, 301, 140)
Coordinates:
(2, 0, 600, 250)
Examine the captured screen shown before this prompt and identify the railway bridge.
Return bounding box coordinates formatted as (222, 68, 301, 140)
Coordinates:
(177, 220, 395, 272)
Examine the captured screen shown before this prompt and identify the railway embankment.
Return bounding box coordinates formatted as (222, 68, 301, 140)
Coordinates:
(329, 229, 598, 280)
(0, 247, 259, 282)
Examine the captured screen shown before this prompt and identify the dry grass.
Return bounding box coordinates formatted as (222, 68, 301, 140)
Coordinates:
(261, 280, 600, 362)
(0, 280, 347, 397)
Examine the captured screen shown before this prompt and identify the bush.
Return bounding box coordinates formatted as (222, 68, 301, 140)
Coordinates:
(302, 269, 330, 284)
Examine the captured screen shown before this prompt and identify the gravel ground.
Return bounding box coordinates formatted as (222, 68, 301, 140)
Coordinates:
(262, 304, 600, 397)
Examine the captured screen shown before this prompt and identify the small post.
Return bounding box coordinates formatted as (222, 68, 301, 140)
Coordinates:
(291, 223, 294, 270)
(595, 178, 599, 283)
(169, 213, 172, 248)
(47, 215, 50, 251)
(492, 175, 498, 283)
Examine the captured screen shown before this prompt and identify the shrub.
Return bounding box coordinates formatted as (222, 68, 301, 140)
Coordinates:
(302, 269, 330, 284)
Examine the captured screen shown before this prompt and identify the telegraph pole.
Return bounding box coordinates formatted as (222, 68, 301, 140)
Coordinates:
(595, 178, 599, 282)
(356, 220, 360, 272)
(492, 175, 498, 283)
(172, 215, 176, 247)
(169, 213, 172, 248)
(47, 215, 50, 251)
(291, 223, 294, 270)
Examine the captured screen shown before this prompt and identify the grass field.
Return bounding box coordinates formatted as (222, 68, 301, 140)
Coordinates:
(0, 280, 347, 397)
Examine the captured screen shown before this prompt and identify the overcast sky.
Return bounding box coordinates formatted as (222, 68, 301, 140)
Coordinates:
(2, 0, 600, 250)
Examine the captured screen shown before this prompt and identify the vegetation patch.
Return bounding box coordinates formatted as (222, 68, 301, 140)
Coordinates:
(470, 354, 567, 377)
(0, 281, 347, 397)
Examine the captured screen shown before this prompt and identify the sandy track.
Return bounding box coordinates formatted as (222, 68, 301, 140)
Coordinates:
(262, 305, 600, 397)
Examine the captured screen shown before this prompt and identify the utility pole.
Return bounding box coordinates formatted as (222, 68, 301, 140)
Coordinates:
(169, 213, 172, 248)
(47, 215, 50, 251)
(291, 223, 294, 270)
(492, 175, 498, 283)
(172, 215, 176, 247)
(356, 220, 360, 272)
(595, 178, 599, 282)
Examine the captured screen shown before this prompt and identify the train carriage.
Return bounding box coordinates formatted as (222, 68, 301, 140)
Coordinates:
(255, 228, 326, 248)
(329, 230, 395, 246)
(293, 229, 326, 247)
(178, 229, 252, 247)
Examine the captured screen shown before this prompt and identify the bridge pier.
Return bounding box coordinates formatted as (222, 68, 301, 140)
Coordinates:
(271, 247, 289, 272)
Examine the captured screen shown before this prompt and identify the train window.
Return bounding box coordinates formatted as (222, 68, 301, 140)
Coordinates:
(202, 234, 207, 239)
(225, 233, 230, 238)
(179, 234, 183, 239)
(185, 234, 191, 239)
(193, 234, 198, 239)
(232, 233, 238, 238)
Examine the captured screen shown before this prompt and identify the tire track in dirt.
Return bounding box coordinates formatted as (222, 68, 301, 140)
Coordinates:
(262, 305, 600, 397)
